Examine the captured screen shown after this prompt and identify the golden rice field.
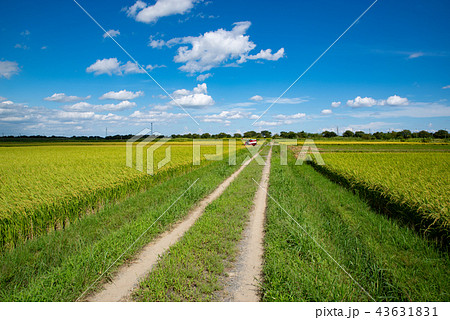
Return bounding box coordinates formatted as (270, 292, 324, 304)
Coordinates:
(319, 152, 450, 239)
(0, 141, 243, 250)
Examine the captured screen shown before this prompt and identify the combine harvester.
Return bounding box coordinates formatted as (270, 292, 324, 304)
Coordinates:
(244, 139, 257, 146)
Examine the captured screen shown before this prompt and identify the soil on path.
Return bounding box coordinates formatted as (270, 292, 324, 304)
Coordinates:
(222, 145, 272, 302)
(87, 152, 260, 302)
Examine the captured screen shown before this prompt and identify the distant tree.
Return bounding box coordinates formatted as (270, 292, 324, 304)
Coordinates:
(417, 130, 432, 139)
(373, 131, 385, 140)
(244, 131, 257, 138)
(233, 133, 242, 138)
(322, 131, 337, 138)
(261, 130, 272, 138)
(286, 131, 297, 139)
(272, 134, 280, 139)
(433, 130, 449, 139)
(279, 131, 289, 138)
(217, 132, 228, 138)
(201, 133, 211, 139)
(343, 130, 354, 137)
(297, 131, 307, 138)
(354, 131, 365, 138)
(399, 130, 412, 139)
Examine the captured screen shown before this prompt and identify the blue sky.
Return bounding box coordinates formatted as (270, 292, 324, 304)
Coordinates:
(0, 0, 449, 136)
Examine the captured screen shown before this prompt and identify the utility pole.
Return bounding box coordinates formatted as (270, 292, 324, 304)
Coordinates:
(105, 127, 108, 138)
(336, 126, 339, 135)
(151, 122, 153, 136)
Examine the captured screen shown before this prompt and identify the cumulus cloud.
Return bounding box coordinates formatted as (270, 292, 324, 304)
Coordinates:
(129, 110, 188, 122)
(253, 120, 280, 127)
(273, 113, 306, 120)
(149, 39, 166, 48)
(146, 64, 166, 71)
(442, 85, 450, 90)
(250, 95, 263, 101)
(63, 101, 137, 112)
(103, 29, 120, 38)
(121, 61, 146, 74)
(331, 101, 341, 108)
(100, 90, 144, 101)
(240, 48, 285, 63)
(347, 96, 378, 108)
(200, 110, 255, 123)
(170, 83, 214, 108)
(126, 0, 197, 24)
(385, 95, 409, 106)
(347, 95, 409, 107)
(196, 73, 212, 81)
(86, 58, 145, 76)
(0, 61, 20, 79)
(165, 21, 285, 73)
(44, 93, 91, 103)
(321, 109, 333, 115)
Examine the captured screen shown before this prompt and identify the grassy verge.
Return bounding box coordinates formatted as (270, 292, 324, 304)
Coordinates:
(133, 147, 269, 301)
(262, 146, 449, 301)
(0, 150, 248, 301)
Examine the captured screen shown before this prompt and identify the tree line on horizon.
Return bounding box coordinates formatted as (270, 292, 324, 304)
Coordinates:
(2, 129, 448, 141)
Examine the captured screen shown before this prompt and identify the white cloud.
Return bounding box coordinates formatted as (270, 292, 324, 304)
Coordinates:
(100, 90, 144, 101)
(44, 93, 91, 103)
(240, 48, 285, 62)
(149, 39, 166, 48)
(41, 46, 47, 50)
(196, 73, 212, 81)
(20, 30, 30, 37)
(273, 113, 306, 120)
(346, 102, 450, 119)
(0, 96, 6, 101)
(331, 101, 341, 108)
(170, 83, 214, 108)
(442, 85, 450, 90)
(347, 96, 378, 108)
(167, 21, 285, 73)
(152, 104, 172, 111)
(86, 58, 145, 76)
(103, 29, 120, 38)
(250, 95, 263, 101)
(129, 110, 188, 122)
(126, 0, 197, 24)
(226, 102, 256, 107)
(253, 120, 280, 126)
(385, 95, 409, 106)
(63, 101, 137, 112)
(321, 109, 333, 115)
(86, 58, 122, 75)
(121, 61, 145, 74)
(146, 64, 166, 71)
(14, 43, 29, 50)
(408, 52, 424, 59)
(201, 110, 255, 123)
(0, 61, 20, 79)
(265, 97, 307, 104)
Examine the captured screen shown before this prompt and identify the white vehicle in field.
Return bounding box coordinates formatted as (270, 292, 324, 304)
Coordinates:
(244, 139, 257, 146)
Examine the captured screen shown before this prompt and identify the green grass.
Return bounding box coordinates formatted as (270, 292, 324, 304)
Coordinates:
(314, 143, 450, 153)
(0, 149, 249, 301)
(133, 147, 269, 301)
(262, 146, 450, 301)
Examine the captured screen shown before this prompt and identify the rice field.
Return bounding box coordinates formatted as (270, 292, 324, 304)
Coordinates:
(0, 141, 242, 250)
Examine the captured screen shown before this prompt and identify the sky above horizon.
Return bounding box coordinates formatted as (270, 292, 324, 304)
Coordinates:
(1, 0, 449, 137)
